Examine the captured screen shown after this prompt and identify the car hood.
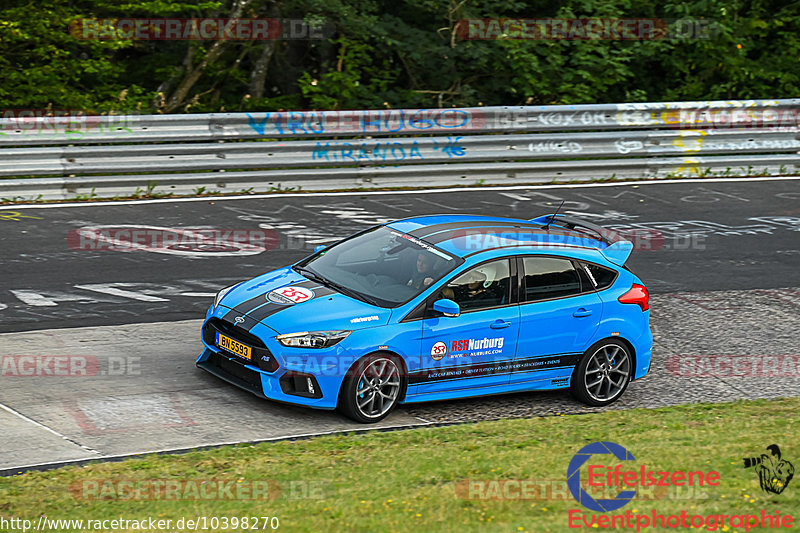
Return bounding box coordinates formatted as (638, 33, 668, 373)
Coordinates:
(218, 266, 391, 334)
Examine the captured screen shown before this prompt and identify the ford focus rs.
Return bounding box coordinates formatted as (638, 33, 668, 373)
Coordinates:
(197, 213, 652, 423)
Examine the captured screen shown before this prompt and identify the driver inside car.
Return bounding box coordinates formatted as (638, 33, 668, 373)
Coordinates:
(407, 252, 435, 290)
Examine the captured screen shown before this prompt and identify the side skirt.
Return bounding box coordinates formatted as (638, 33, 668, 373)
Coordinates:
(401, 374, 572, 404)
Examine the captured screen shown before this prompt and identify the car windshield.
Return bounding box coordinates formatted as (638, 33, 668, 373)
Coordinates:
(294, 226, 459, 307)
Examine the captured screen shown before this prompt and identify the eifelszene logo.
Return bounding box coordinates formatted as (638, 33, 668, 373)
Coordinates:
(743, 444, 795, 495)
(567, 441, 721, 512)
(567, 441, 637, 512)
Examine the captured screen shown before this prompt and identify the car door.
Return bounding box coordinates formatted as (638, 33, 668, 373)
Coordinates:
(414, 258, 520, 396)
(511, 256, 602, 386)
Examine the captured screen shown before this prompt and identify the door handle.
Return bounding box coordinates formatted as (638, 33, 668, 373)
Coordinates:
(573, 308, 593, 317)
(490, 320, 511, 329)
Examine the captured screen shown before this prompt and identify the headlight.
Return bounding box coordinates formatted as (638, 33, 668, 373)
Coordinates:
(276, 330, 351, 348)
(214, 285, 236, 309)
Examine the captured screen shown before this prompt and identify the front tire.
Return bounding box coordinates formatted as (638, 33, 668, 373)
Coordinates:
(339, 354, 403, 423)
(571, 339, 632, 407)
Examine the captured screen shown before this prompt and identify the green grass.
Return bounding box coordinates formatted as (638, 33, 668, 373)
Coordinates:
(1, 399, 799, 532)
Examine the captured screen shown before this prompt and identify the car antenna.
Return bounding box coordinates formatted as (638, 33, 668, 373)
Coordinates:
(543, 200, 565, 230)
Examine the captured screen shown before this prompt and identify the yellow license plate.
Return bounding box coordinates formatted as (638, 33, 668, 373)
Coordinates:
(216, 333, 252, 360)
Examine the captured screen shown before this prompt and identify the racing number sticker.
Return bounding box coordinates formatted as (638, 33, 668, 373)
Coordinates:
(431, 341, 447, 361)
(267, 286, 314, 305)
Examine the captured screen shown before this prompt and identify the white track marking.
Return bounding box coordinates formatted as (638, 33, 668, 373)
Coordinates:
(10, 290, 59, 307)
(1, 176, 799, 210)
(0, 401, 101, 455)
(74, 283, 170, 302)
(499, 192, 532, 201)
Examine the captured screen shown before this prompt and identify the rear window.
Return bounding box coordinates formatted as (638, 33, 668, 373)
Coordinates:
(583, 263, 618, 290)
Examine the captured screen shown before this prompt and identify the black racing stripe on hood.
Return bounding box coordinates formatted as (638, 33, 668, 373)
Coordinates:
(238, 302, 285, 324)
(244, 284, 338, 323)
(233, 279, 319, 315)
(231, 293, 274, 315)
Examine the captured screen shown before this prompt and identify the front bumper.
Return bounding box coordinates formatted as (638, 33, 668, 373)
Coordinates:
(196, 346, 341, 410)
(197, 307, 346, 409)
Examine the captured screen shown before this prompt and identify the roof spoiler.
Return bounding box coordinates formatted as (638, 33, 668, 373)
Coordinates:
(529, 214, 634, 266)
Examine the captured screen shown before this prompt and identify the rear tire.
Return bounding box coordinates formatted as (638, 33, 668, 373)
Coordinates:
(339, 354, 403, 423)
(571, 339, 632, 407)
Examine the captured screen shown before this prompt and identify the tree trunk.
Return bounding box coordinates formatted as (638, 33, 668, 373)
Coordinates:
(152, 45, 195, 112)
(247, 41, 276, 100)
(163, 0, 255, 112)
(247, 1, 280, 100)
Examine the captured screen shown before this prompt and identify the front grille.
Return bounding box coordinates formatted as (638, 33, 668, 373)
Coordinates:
(203, 318, 278, 372)
(204, 317, 266, 348)
(204, 351, 263, 391)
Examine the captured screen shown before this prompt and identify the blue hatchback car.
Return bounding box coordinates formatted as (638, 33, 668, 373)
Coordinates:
(197, 213, 652, 423)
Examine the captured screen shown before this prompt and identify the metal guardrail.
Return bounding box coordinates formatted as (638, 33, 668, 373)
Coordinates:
(1, 98, 799, 200)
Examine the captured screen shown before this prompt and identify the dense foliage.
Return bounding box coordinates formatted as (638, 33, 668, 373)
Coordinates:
(1, 0, 797, 113)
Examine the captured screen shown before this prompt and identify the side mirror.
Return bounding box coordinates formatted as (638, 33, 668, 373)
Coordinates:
(432, 298, 460, 318)
(313, 245, 326, 253)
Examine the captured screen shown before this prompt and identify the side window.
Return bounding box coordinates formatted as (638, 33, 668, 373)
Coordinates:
(583, 263, 618, 290)
(522, 257, 581, 302)
(439, 259, 511, 312)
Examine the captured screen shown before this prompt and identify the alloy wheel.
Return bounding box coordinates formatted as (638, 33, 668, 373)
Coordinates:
(355, 357, 401, 419)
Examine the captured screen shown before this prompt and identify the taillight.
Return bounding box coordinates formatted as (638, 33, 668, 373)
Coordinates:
(618, 284, 649, 311)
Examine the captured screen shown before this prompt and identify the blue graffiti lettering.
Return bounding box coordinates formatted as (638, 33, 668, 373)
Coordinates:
(360, 112, 378, 132)
(438, 110, 469, 129)
(247, 113, 271, 135)
(390, 143, 406, 160)
(341, 143, 356, 161)
(287, 112, 308, 135)
(409, 110, 434, 129)
(248, 109, 473, 136)
(307, 111, 325, 134)
(312, 142, 330, 161)
(432, 136, 466, 157)
(307, 137, 465, 162)
(409, 140, 424, 159)
(372, 143, 388, 161)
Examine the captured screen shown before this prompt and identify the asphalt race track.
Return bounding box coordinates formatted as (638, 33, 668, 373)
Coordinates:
(1, 177, 798, 474)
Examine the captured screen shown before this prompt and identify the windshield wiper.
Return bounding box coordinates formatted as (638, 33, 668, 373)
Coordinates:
(293, 265, 324, 283)
(293, 266, 382, 307)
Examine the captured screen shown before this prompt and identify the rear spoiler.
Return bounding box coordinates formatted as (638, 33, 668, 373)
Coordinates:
(529, 214, 633, 266)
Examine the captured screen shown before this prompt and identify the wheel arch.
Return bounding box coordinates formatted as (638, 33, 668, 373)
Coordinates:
(596, 335, 637, 381)
(338, 350, 410, 403)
